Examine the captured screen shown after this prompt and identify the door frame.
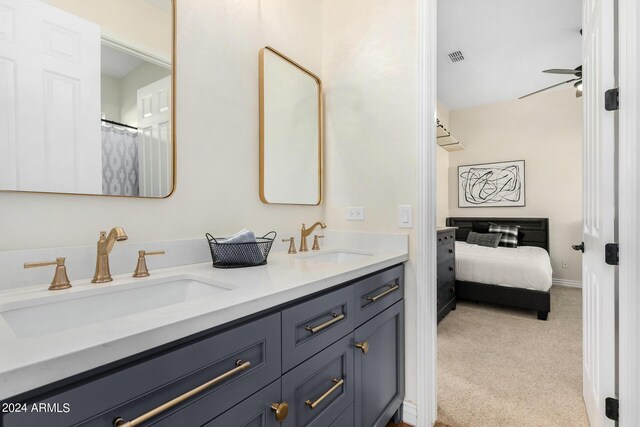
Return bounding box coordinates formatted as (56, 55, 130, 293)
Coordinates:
(617, 0, 640, 424)
(415, 0, 640, 425)
(416, 0, 438, 425)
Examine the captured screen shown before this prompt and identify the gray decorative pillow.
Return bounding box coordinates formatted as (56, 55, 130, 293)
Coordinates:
(466, 231, 480, 244)
(466, 231, 502, 248)
(476, 232, 503, 248)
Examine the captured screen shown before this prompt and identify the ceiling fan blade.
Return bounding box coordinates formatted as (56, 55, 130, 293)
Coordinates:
(519, 78, 580, 99)
(543, 68, 581, 75)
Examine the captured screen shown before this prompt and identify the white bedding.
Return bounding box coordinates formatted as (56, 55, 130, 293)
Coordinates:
(455, 242, 553, 292)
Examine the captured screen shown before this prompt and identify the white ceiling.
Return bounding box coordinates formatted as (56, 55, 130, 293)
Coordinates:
(438, 0, 582, 111)
(101, 45, 144, 79)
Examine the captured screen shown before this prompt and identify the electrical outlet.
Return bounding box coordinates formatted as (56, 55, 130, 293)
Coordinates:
(562, 260, 569, 269)
(346, 207, 365, 221)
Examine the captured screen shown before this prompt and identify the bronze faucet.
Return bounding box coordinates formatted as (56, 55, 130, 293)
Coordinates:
(300, 222, 326, 252)
(92, 227, 128, 283)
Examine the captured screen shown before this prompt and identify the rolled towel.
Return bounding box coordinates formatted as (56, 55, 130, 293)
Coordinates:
(216, 229, 264, 265)
(220, 228, 257, 244)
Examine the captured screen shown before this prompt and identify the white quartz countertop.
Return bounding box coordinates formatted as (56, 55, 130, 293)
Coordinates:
(0, 240, 407, 400)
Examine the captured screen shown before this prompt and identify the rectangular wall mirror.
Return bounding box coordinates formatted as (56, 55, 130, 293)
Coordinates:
(0, 0, 175, 198)
(260, 46, 322, 205)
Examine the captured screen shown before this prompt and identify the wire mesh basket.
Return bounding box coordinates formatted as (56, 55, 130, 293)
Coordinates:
(206, 231, 277, 268)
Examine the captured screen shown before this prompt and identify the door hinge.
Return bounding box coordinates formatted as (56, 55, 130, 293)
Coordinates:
(605, 88, 619, 111)
(605, 243, 619, 266)
(605, 397, 619, 421)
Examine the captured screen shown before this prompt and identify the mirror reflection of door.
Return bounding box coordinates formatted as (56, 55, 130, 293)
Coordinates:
(0, 0, 174, 198)
(0, 0, 102, 194)
(137, 76, 172, 198)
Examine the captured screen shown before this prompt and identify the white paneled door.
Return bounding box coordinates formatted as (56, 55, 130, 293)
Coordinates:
(0, 0, 101, 193)
(137, 76, 172, 198)
(582, 0, 617, 424)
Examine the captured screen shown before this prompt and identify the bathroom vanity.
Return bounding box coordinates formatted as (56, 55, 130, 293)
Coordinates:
(0, 238, 407, 427)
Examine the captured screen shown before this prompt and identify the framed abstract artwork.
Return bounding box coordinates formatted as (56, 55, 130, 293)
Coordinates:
(458, 160, 526, 208)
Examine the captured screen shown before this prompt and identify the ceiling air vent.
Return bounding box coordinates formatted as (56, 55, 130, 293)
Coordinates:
(448, 50, 465, 63)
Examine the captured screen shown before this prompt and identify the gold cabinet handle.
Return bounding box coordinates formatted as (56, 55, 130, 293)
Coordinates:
(305, 313, 345, 334)
(355, 341, 369, 354)
(113, 360, 250, 427)
(304, 378, 344, 409)
(366, 284, 400, 302)
(271, 402, 289, 423)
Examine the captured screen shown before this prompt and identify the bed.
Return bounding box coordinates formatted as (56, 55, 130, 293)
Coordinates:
(445, 217, 552, 320)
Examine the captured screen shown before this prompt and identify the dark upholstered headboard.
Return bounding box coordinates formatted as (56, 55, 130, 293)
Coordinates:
(445, 217, 550, 253)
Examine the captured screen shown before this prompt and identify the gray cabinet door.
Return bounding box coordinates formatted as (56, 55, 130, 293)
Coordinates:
(281, 285, 354, 373)
(354, 301, 404, 427)
(282, 334, 354, 427)
(204, 380, 283, 427)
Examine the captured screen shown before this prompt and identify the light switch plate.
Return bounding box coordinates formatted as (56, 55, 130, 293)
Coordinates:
(346, 207, 365, 221)
(398, 205, 413, 228)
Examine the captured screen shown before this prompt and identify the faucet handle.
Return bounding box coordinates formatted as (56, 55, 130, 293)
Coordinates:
(312, 235, 325, 251)
(24, 257, 72, 291)
(133, 250, 165, 278)
(282, 238, 297, 254)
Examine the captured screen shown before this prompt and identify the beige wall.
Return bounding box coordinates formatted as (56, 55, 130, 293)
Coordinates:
(43, 0, 172, 60)
(322, 0, 418, 403)
(448, 88, 583, 282)
(436, 101, 451, 226)
(0, 0, 323, 250)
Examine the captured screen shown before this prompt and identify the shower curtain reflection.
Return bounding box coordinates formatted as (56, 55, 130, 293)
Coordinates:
(101, 125, 139, 196)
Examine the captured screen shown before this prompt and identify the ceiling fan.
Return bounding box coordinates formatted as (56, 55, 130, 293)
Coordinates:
(519, 66, 583, 99)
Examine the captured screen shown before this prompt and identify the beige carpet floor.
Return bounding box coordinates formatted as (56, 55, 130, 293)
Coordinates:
(437, 286, 589, 427)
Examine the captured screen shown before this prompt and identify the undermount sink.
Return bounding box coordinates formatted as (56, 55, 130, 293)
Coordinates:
(296, 250, 374, 264)
(1, 275, 232, 338)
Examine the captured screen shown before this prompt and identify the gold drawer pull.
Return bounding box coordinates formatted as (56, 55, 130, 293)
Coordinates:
(305, 378, 344, 409)
(366, 284, 400, 302)
(113, 360, 251, 427)
(271, 402, 289, 422)
(305, 313, 345, 334)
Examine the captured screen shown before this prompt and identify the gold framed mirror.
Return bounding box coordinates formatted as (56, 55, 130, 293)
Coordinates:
(0, 0, 176, 198)
(259, 46, 323, 205)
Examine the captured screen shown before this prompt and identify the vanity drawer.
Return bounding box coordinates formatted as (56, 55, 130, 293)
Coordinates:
(203, 380, 282, 427)
(354, 265, 404, 326)
(2, 314, 281, 427)
(281, 334, 354, 427)
(281, 285, 354, 372)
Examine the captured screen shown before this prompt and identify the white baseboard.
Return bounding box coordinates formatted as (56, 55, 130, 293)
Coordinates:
(402, 400, 417, 425)
(553, 278, 582, 288)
